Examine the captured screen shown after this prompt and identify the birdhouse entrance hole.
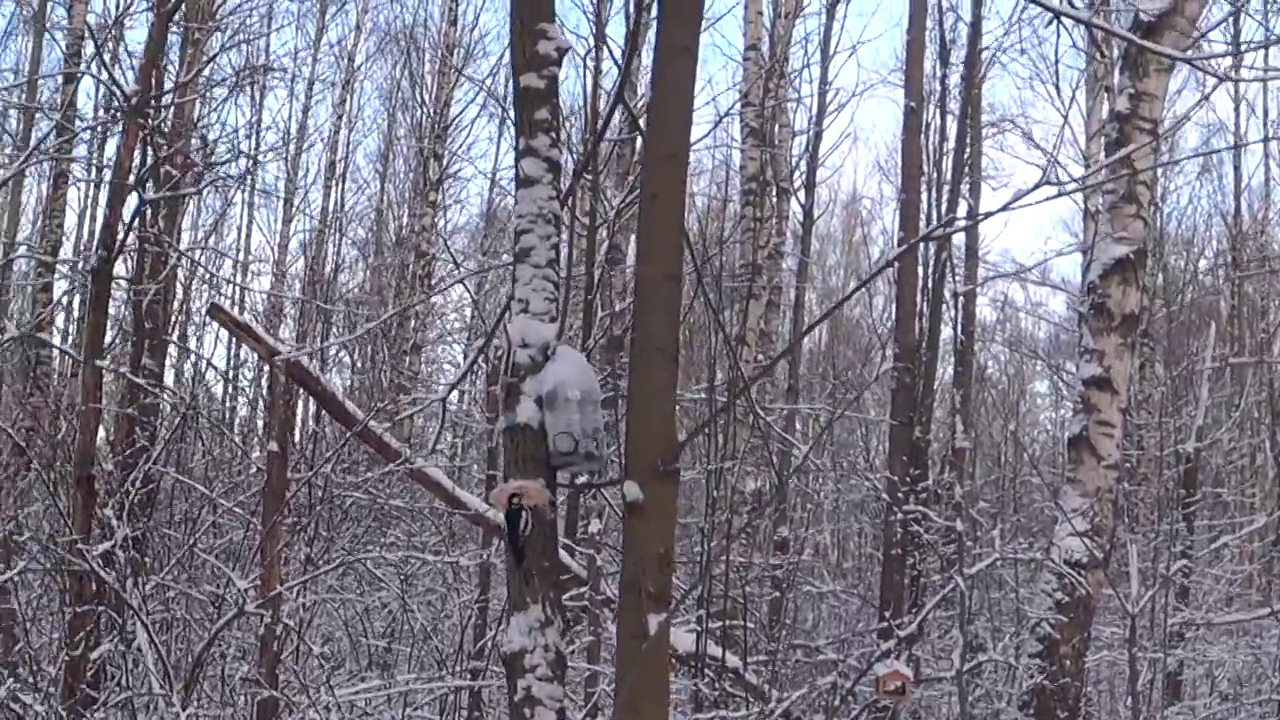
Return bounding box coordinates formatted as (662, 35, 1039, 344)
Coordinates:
(872, 660, 913, 707)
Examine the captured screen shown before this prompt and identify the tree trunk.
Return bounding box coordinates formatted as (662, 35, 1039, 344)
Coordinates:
(599, 0, 651, 403)
(759, 0, 797, 361)
(877, 0, 926, 697)
(767, 0, 837, 657)
(1023, 3, 1209, 719)
(947, 0, 983, 713)
(254, 0, 329, 429)
(62, 21, 123, 382)
(61, 2, 181, 714)
(612, 0, 706, 716)
(0, 0, 49, 673)
(102, 1, 210, 700)
(255, 2, 364, 716)
(1162, 323, 1213, 708)
(501, 10, 570, 720)
(735, 0, 772, 377)
(397, 0, 461, 443)
(0, 0, 48, 333)
(29, 0, 89, 399)
(111, 0, 212, 580)
(225, 7, 273, 436)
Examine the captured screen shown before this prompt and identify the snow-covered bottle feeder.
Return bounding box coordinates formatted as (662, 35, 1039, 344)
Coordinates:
(538, 344, 605, 473)
(872, 659, 913, 706)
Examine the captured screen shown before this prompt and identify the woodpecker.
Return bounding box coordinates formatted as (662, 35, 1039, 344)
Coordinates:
(505, 492, 533, 567)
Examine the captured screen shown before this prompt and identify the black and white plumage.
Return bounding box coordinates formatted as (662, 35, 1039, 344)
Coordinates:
(505, 493, 533, 567)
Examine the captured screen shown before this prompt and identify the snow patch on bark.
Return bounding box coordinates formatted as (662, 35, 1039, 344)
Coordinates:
(646, 612, 667, 636)
(503, 602, 565, 717)
(1049, 484, 1094, 564)
(622, 480, 643, 504)
(535, 22, 572, 58)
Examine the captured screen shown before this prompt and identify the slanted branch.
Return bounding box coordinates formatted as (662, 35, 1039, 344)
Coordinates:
(206, 300, 797, 715)
(206, 302, 499, 530)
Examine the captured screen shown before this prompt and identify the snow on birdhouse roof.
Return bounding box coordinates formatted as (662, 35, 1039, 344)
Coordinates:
(872, 659, 913, 681)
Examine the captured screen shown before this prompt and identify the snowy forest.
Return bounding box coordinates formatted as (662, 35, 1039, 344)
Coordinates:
(0, 0, 1272, 717)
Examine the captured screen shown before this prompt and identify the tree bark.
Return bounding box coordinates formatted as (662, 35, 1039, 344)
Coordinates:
(877, 0, 926, 695)
(735, 0, 772, 377)
(1023, 3, 1209, 718)
(397, 0, 461, 442)
(947, 0, 982, 713)
(0, 0, 48, 332)
(501, 8, 570, 719)
(61, 2, 182, 714)
(612, 0, 706, 717)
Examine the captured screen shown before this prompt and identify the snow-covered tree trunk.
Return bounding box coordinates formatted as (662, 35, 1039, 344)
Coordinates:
(502, 10, 570, 720)
(1023, 3, 1208, 719)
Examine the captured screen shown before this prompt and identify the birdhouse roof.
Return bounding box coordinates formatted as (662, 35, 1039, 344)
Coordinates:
(872, 659, 914, 681)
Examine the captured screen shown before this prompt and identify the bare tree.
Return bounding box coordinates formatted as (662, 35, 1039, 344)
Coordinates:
(1023, 3, 1211, 718)
(876, 0, 926, 697)
(61, 2, 181, 713)
(0, 0, 46, 331)
(613, 0, 707, 716)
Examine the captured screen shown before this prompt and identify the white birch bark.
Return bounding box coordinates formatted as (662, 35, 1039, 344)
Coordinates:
(1024, 3, 1209, 718)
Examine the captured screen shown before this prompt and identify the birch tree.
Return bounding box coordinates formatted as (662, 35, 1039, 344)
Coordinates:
(1024, 3, 1211, 718)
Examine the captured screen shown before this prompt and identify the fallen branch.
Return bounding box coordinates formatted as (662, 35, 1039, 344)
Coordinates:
(208, 302, 499, 530)
(206, 301, 793, 713)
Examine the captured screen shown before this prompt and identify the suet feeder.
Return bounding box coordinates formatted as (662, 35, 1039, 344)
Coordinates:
(872, 660, 913, 706)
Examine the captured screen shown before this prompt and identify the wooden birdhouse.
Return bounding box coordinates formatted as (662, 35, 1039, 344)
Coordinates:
(873, 659, 913, 706)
